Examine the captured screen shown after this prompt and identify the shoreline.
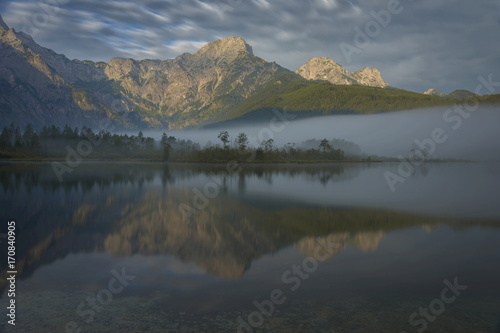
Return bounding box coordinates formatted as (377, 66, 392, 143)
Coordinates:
(0, 158, 474, 164)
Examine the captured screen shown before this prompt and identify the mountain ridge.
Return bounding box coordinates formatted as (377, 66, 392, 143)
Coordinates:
(423, 88, 478, 100)
(0, 15, 8, 30)
(0, 14, 288, 129)
(295, 57, 388, 88)
(101, 36, 287, 128)
(0, 17, 112, 129)
(423, 88, 446, 97)
(0, 14, 496, 130)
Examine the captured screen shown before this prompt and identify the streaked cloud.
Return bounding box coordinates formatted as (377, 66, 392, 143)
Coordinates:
(1, 0, 498, 93)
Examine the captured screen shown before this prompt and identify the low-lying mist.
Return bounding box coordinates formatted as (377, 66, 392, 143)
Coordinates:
(146, 105, 500, 161)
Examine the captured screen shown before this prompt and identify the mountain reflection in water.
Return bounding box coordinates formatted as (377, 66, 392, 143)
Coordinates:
(1, 162, 499, 333)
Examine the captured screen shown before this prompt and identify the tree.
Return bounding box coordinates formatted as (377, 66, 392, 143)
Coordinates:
(0, 127, 11, 149)
(40, 125, 50, 138)
(62, 124, 74, 139)
(100, 130, 111, 141)
(14, 126, 23, 148)
(262, 138, 274, 152)
(161, 132, 168, 146)
(23, 123, 40, 148)
(255, 147, 264, 160)
(80, 126, 88, 139)
(218, 131, 230, 149)
(8, 123, 15, 144)
(167, 136, 177, 144)
(23, 123, 35, 146)
(49, 125, 60, 138)
(84, 127, 95, 140)
(138, 131, 145, 143)
(319, 139, 332, 153)
(31, 132, 40, 148)
(236, 132, 248, 151)
(111, 134, 123, 147)
(145, 137, 155, 149)
(163, 143, 172, 161)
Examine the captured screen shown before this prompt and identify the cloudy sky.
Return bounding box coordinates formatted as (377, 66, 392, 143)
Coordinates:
(1, 0, 499, 93)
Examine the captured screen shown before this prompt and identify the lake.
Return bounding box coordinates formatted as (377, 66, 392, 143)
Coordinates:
(1, 162, 499, 333)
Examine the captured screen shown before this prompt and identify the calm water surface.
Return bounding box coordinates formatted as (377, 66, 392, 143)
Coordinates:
(0, 162, 499, 333)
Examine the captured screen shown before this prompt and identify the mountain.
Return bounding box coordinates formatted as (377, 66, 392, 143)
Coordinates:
(219, 73, 454, 126)
(350, 67, 388, 88)
(0, 14, 289, 129)
(0, 14, 497, 130)
(295, 57, 388, 88)
(423, 88, 446, 97)
(0, 162, 448, 287)
(0, 12, 289, 129)
(0, 16, 112, 129)
(0, 14, 8, 30)
(423, 88, 478, 100)
(103, 36, 288, 128)
(447, 89, 477, 99)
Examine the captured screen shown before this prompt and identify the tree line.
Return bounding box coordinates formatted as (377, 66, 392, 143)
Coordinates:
(0, 123, 349, 163)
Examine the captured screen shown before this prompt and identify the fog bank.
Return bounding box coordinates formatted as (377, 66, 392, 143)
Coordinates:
(151, 105, 500, 161)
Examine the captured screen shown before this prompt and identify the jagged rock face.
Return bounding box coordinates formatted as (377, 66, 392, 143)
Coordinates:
(0, 19, 109, 128)
(104, 36, 284, 128)
(0, 15, 8, 30)
(195, 36, 253, 59)
(0, 15, 106, 84)
(294, 231, 385, 260)
(295, 57, 354, 85)
(351, 67, 388, 88)
(14, 32, 107, 83)
(0, 16, 282, 129)
(423, 88, 446, 97)
(0, 13, 286, 129)
(1, 13, 400, 130)
(296, 57, 388, 88)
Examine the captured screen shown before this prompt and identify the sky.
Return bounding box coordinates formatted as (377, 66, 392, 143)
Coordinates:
(1, 0, 499, 94)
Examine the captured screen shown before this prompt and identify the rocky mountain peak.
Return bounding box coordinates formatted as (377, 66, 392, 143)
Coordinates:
(351, 67, 388, 88)
(304, 56, 344, 67)
(423, 88, 446, 97)
(296, 57, 388, 88)
(295, 57, 352, 85)
(105, 57, 138, 79)
(0, 14, 8, 31)
(196, 36, 253, 59)
(357, 67, 379, 75)
(297, 57, 348, 74)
